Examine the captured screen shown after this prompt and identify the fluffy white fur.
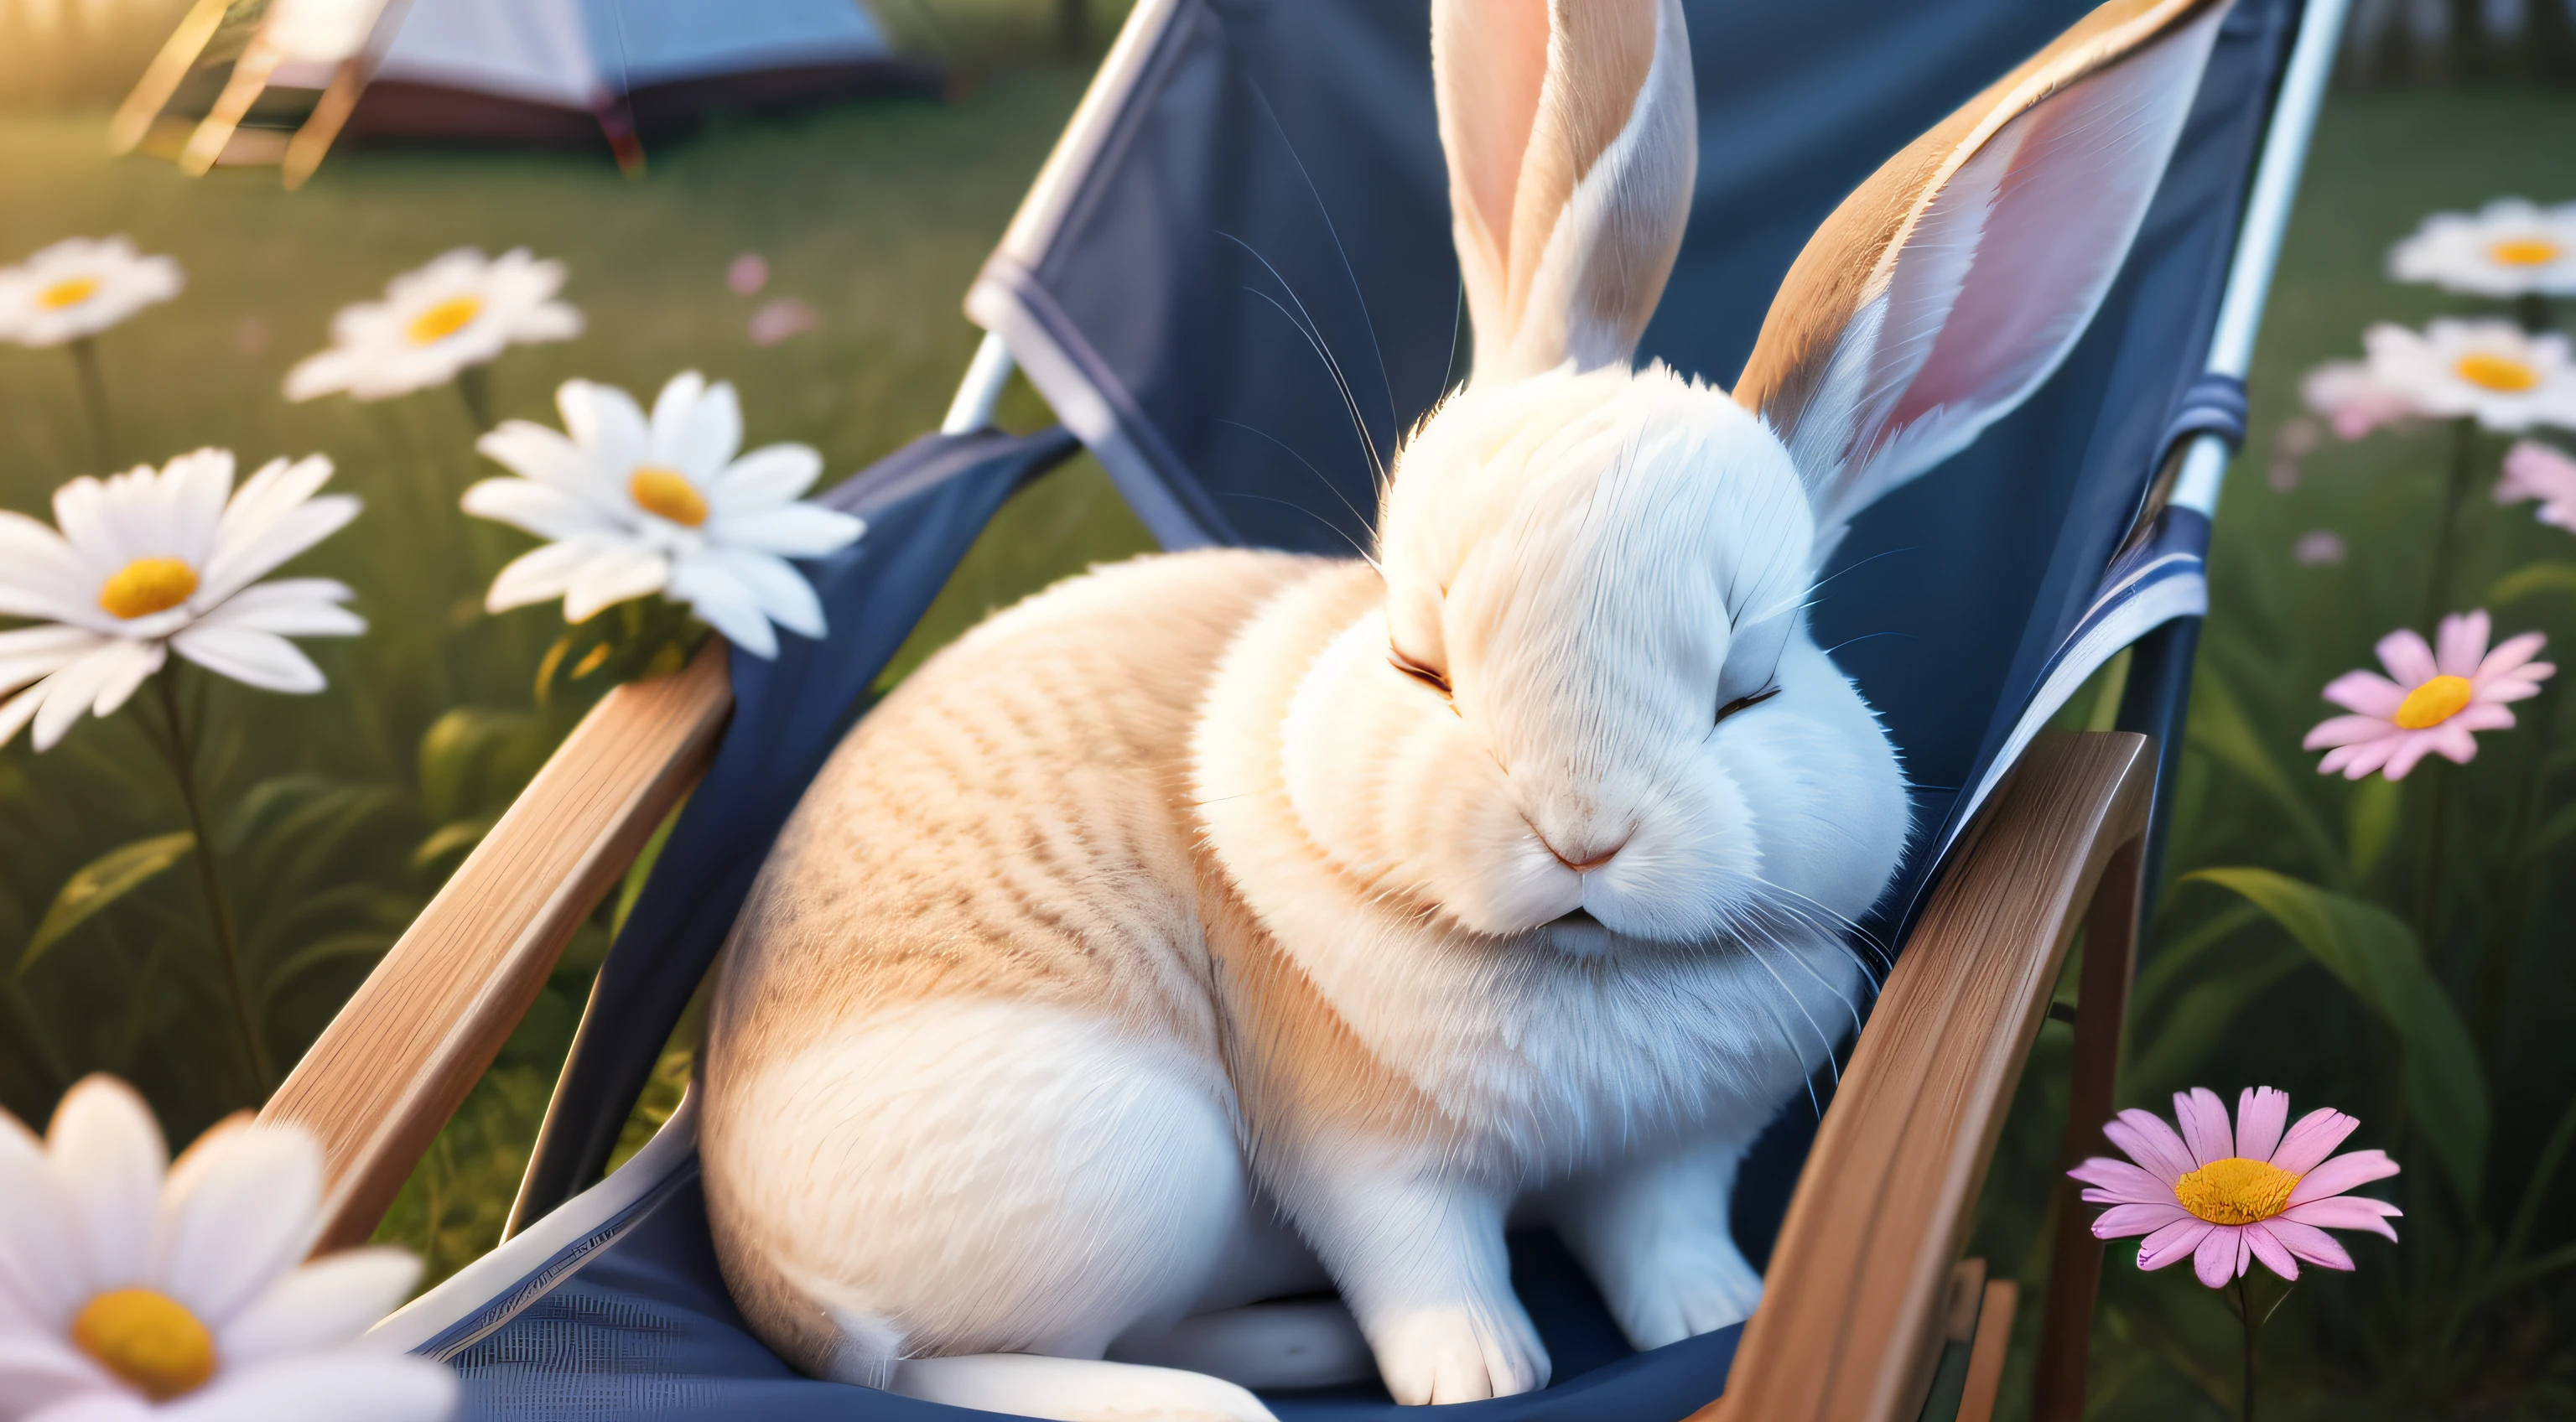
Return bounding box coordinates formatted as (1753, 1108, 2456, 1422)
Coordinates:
(699, 0, 2223, 1414)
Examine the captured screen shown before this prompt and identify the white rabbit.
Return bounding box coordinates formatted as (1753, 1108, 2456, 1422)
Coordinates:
(699, 0, 2227, 1416)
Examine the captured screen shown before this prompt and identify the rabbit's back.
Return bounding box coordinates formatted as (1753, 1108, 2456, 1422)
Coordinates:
(709, 546, 1334, 1071)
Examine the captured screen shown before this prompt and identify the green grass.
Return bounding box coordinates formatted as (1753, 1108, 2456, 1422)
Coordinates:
(1965, 85, 2576, 1421)
(4, 38, 2576, 1410)
(0, 62, 1151, 1282)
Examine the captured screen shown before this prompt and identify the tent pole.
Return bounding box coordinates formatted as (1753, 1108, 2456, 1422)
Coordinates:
(941, 330, 1019, 434)
(108, 0, 232, 155)
(283, 57, 371, 190)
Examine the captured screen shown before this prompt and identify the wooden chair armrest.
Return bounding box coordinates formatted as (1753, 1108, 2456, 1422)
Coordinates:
(1705, 729, 2154, 1422)
(257, 642, 734, 1253)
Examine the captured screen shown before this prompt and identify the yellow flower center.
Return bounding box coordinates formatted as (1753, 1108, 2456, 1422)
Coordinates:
(2173, 1156, 2302, 1227)
(2490, 237, 2563, 267)
(97, 557, 199, 620)
(404, 294, 484, 345)
(39, 275, 101, 310)
(2394, 672, 2474, 729)
(629, 465, 709, 527)
(70, 1288, 217, 1402)
(2456, 351, 2540, 392)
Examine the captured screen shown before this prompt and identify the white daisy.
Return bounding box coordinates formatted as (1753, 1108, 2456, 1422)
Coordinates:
(2362, 319, 2576, 433)
(0, 238, 184, 349)
(283, 248, 581, 403)
(0, 1076, 455, 1421)
(2388, 198, 2576, 298)
(464, 371, 863, 659)
(0, 451, 365, 751)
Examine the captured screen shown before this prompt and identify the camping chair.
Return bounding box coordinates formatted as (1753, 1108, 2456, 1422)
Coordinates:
(253, 0, 2347, 1415)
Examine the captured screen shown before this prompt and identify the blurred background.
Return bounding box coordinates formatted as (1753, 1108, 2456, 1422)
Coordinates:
(2, 2, 2573, 1418)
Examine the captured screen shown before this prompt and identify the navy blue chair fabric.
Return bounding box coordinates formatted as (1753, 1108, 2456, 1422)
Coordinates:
(455, 1, 2313, 1415)
(437, 1162, 1738, 1420)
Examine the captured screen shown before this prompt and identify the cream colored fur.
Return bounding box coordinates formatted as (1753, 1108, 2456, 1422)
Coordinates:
(701, 0, 2224, 1414)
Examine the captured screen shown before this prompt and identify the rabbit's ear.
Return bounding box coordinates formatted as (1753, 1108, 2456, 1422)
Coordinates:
(1434, 0, 1696, 386)
(1735, 0, 2228, 537)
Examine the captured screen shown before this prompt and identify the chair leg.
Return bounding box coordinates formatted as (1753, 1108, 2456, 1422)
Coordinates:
(2030, 838, 2144, 1422)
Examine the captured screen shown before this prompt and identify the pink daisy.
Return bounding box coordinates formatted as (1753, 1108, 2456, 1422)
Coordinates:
(2300, 358, 2419, 440)
(2303, 610, 2553, 781)
(2498, 439, 2576, 532)
(2071, 1087, 2402, 1289)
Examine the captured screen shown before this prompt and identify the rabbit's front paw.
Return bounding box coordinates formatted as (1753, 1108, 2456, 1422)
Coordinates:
(1601, 1227, 1763, 1351)
(1370, 1300, 1550, 1404)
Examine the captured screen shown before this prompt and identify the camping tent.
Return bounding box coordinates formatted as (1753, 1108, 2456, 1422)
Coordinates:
(113, 0, 934, 184)
(344, 0, 934, 151)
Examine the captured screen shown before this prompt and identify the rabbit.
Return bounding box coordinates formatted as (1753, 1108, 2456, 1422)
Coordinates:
(698, 0, 2229, 1416)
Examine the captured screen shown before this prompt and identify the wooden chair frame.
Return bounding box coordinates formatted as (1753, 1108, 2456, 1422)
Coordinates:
(259, 641, 2153, 1422)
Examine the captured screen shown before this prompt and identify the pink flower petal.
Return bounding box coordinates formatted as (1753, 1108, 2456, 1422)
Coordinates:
(2070, 1156, 2176, 1206)
(2174, 1088, 2234, 1165)
(2381, 729, 2450, 781)
(2305, 713, 2400, 751)
(2319, 739, 2393, 779)
(2501, 440, 2576, 502)
(2137, 1217, 2212, 1272)
(2236, 1087, 2289, 1162)
(2320, 670, 2407, 718)
(2090, 1201, 2195, 1239)
(2194, 1222, 2246, 1287)
(2106, 1109, 2197, 1182)
(2272, 1108, 2360, 1174)
(2279, 1196, 2402, 1242)
(2434, 610, 2492, 677)
(2478, 631, 2549, 681)
(2243, 1222, 2301, 1281)
(2262, 1217, 2357, 1270)
(2452, 704, 2518, 731)
(2477, 676, 2547, 705)
(2377, 628, 2438, 687)
(2286, 1148, 2400, 1204)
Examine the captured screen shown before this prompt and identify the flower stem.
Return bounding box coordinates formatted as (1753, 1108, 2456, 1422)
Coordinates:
(454, 362, 494, 434)
(2414, 762, 2450, 961)
(148, 667, 275, 1096)
(67, 335, 112, 470)
(2420, 417, 2479, 632)
(2237, 1274, 2258, 1422)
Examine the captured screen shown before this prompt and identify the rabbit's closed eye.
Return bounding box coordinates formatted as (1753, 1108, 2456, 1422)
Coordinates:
(1388, 647, 1452, 698)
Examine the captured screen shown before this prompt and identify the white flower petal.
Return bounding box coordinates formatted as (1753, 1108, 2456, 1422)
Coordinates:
(475, 423, 625, 512)
(710, 503, 865, 558)
(282, 346, 363, 402)
(84, 639, 166, 720)
(486, 537, 617, 613)
(0, 625, 106, 698)
(461, 477, 623, 542)
(218, 1249, 419, 1366)
(46, 1077, 169, 1295)
(0, 682, 46, 752)
(169, 626, 328, 695)
(163, 451, 236, 570)
(695, 547, 824, 639)
(665, 559, 777, 659)
(563, 379, 651, 473)
(157, 1125, 323, 1323)
(50, 475, 125, 570)
(562, 545, 673, 622)
(657, 373, 740, 480)
(30, 645, 141, 752)
(160, 1351, 457, 1422)
(216, 457, 333, 557)
(709, 444, 824, 511)
(0, 1110, 85, 1321)
(0, 510, 94, 611)
(25, 1388, 154, 1422)
(200, 495, 359, 607)
(0, 1332, 110, 1419)
(191, 581, 363, 638)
